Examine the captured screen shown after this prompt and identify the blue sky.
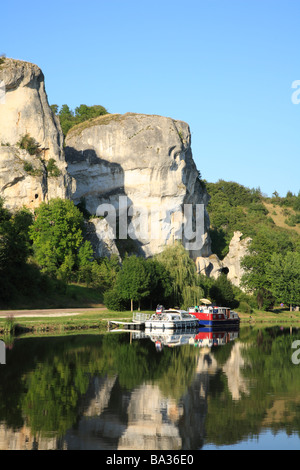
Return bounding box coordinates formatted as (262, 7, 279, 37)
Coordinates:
(1, 0, 300, 197)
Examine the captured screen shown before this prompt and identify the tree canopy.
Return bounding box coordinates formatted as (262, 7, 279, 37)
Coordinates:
(51, 104, 109, 136)
(207, 180, 300, 310)
(266, 252, 300, 309)
(155, 242, 204, 308)
(29, 198, 93, 280)
(113, 255, 150, 311)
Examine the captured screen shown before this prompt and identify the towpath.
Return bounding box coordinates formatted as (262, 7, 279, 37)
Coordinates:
(0, 307, 107, 318)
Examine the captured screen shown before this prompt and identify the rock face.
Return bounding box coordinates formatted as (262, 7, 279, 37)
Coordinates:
(195, 253, 224, 278)
(195, 230, 251, 288)
(222, 231, 251, 288)
(0, 57, 254, 290)
(0, 58, 72, 210)
(85, 218, 121, 260)
(65, 113, 211, 258)
(0, 57, 213, 261)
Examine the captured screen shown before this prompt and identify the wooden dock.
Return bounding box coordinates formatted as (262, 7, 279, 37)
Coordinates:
(108, 320, 145, 331)
(108, 312, 151, 331)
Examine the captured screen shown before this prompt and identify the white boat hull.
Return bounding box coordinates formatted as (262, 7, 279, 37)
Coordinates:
(145, 309, 198, 330)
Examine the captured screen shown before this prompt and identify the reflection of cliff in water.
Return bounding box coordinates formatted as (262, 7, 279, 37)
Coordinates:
(2, 326, 300, 450)
(64, 334, 245, 450)
(0, 327, 258, 450)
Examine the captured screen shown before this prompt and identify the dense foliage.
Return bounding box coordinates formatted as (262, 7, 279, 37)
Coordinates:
(206, 180, 300, 309)
(1, 177, 300, 312)
(29, 198, 93, 280)
(206, 180, 269, 258)
(0, 198, 66, 306)
(51, 104, 109, 136)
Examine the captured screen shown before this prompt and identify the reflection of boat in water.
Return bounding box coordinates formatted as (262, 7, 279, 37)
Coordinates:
(188, 301, 240, 327)
(146, 326, 239, 350)
(149, 331, 197, 349)
(145, 309, 198, 330)
(194, 327, 239, 348)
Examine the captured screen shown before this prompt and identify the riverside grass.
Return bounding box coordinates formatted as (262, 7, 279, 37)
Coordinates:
(1, 307, 300, 338)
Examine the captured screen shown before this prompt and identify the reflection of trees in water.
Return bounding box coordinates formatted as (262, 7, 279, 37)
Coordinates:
(0, 327, 300, 449)
(206, 326, 300, 446)
(0, 334, 200, 438)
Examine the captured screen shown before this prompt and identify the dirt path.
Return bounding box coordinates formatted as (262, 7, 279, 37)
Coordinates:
(0, 307, 107, 318)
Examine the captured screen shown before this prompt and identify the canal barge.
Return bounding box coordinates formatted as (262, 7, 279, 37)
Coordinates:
(188, 303, 240, 327)
(145, 309, 198, 330)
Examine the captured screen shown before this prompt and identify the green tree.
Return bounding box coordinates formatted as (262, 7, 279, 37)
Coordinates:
(29, 198, 92, 279)
(58, 104, 75, 136)
(77, 254, 120, 290)
(206, 180, 266, 258)
(209, 274, 238, 308)
(0, 202, 35, 303)
(241, 225, 295, 309)
(144, 258, 173, 308)
(74, 104, 108, 123)
(50, 104, 59, 115)
(293, 193, 300, 212)
(156, 242, 199, 307)
(115, 255, 150, 311)
(266, 252, 300, 310)
(54, 104, 109, 136)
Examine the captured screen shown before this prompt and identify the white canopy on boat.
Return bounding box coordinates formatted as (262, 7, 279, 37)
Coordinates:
(200, 298, 212, 305)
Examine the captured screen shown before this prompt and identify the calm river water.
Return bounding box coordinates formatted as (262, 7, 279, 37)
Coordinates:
(0, 325, 300, 450)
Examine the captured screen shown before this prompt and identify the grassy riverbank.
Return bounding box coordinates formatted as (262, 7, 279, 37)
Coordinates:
(238, 308, 300, 325)
(0, 308, 126, 335)
(0, 284, 104, 311)
(1, 305, 300, 337)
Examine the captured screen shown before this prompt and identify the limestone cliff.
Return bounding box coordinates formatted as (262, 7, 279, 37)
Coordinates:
(0, 58, 219, 265)
(222, 231, 251, 288)
(0, 58, 72, 210)
(195, 231, 252, 289)
(65, 113, 212, 258)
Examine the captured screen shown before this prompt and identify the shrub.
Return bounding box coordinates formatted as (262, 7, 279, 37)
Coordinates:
(23, 162, 34, 173)
(23, 162, 42, 177)
(47, 158, 61, 177)
(285, 214, 300, 227)
(238, 301, 253, 314)
(103, 288, 128, 311)
(18, 134, 40, 155)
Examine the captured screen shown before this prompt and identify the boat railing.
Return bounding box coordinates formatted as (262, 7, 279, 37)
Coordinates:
(132, 312, 151, 323)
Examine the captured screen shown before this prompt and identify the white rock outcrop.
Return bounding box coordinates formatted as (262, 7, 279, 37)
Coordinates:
(222, 231, 251, 287)
(85, 218, 121, 260)
(65, 113, 212, 258)
(195, 231, 251, 288)
(0, 58, 72, 210)
(0, 58, 217, 264)
(195, 253, 224, 278)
